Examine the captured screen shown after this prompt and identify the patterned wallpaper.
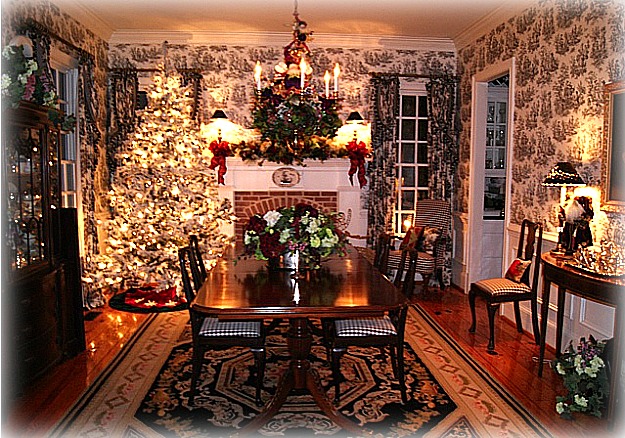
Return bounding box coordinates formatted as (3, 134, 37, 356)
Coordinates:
(2, 0, 110, 256)
(108, 43, 455, 130)
(457, 0, 625, 245)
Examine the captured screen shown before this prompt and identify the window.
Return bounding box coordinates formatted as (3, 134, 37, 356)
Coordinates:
(394, 84, 428, 234)
(51, 49, 84, 254)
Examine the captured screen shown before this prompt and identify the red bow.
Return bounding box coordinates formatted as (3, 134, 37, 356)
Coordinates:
(208, 140, 231, 185)
(347, 140, 370, 188)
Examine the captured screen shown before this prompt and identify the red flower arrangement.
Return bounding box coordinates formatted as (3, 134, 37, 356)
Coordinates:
(242, 203, 347, 269)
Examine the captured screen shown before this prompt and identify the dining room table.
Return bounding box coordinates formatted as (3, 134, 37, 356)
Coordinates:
(191, 244, 409, 435)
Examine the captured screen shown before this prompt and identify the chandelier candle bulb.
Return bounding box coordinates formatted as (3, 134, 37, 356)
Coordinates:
(254, 61, 262, 91)
(300, 57, 307, 89)
(324, 70, 330, 97)
(333, 63, 340, 93)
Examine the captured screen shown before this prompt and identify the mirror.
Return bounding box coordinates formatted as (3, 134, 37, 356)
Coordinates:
(601, 80, 625, 213)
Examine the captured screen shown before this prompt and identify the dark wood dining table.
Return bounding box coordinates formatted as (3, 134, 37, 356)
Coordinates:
(192, 245, 409, 434)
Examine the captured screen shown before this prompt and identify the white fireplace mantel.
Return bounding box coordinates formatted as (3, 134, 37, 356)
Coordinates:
(218, 157, 368, 246)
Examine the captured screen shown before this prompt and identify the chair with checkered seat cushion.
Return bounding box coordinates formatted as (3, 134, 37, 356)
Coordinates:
(468, 219, 543, 353)
(178, 247, 266, 406)
(324, 304, 409, 404)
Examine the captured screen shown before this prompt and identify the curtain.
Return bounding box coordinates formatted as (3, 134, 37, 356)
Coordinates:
(367, 75, 400, 248)
(107, 68, 139, 178)
(426, 75, 460, 287)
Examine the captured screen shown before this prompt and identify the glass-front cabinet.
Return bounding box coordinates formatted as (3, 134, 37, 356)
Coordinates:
(484, 86, 508, 219)
(2, 101, 84, 399)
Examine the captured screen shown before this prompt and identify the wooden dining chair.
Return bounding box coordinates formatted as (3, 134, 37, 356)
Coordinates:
(468, 219, 543, 353)
(323, 250, 415, 404)
(189, 234, 207, 283)
(178, 247, 266, 406)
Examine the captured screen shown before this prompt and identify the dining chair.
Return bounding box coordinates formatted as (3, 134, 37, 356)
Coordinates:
(178, 247, 266, 406)
(468, 219, 543, 353)
(386, 199, 451, 292)
(323, 250, 415, 404)
(189, 234, 207, 283)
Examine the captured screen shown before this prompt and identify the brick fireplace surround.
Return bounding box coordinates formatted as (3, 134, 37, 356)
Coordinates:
(217, 158, 367, 247)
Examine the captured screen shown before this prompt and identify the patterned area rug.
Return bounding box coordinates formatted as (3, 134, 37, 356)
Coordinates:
(49, 306, 550, 437)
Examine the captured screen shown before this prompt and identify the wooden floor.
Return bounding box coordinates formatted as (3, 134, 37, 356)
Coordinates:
(3, 286, 616, 437)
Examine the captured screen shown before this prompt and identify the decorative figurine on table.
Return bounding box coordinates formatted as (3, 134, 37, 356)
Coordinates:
(562, 195, 594, 255)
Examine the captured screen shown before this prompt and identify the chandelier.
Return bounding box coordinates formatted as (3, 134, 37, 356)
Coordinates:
(241, 1, 344, 166)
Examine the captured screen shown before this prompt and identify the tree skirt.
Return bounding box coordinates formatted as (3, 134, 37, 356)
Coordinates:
(50, 306, 551, 437)
(108, 284, 188, 313)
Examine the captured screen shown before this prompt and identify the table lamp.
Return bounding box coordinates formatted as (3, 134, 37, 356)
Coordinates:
(542, 162, 586, 255)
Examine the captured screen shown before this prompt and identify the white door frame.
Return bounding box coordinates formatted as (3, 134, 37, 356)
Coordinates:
(465, 58, 516, 291)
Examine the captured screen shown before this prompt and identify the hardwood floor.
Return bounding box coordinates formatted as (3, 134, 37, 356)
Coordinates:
(3, 286, 617, 437)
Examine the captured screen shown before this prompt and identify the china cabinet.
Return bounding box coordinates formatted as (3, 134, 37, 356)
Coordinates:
(2, 101, 84, 399)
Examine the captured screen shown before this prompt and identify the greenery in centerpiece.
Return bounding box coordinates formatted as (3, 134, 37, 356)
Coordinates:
(242, 203, 348, 269)
(552, 335, 610, 419)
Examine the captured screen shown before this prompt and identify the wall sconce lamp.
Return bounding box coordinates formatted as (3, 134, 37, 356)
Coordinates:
(542, 161, 586, 255)
(346, 111, 364, 140)
(210, 109, 228, 142)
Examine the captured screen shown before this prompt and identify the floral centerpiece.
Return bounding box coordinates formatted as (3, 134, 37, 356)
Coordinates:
(552, 335, 610, 419)
(242, 203, 348, 269)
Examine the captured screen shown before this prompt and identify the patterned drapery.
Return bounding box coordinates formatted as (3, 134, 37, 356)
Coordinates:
(367, 75, 400, 248)
(426, 75, 460, 287)
(107, 68, 139, 178)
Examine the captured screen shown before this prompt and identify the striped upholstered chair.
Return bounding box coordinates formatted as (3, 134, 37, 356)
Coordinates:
(386, 199, 451, 292)
(468, 219, 543, 353)
(178, 247, 266, 406)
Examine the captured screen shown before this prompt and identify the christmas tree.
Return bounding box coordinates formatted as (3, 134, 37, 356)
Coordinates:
(83, 68, 234, 305)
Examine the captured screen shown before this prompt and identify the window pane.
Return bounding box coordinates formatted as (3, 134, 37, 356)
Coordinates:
(402, 96, 416, 117)
(417, 190, 429, 200)
(417, 143, 428, 163)
(418, 96, 428, 117)
(417, 120, 428, 141)
(63, 162, 76, 190)
(401, 190, 415, 210)
(401, 167, 415, 187)
(400, 143, 415, 163)
(401, 120, 415, 141)
(417, 166, 429, 187)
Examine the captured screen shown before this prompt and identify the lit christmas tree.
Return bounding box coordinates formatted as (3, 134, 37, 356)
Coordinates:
(83, 68, 234, 305)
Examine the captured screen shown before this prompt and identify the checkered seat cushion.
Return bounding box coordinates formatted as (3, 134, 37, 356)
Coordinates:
(473, 278, 531, 297)
(199, 317, 262, 337)
(335, 315, 397, 337)
(387, 249, 435, 273)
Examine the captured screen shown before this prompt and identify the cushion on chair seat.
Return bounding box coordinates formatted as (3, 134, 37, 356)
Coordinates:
(473, 278, 531, 296)
(199, 317, 262, 337)
(335, 315, 397, 337)
(387, 250, 435, 273)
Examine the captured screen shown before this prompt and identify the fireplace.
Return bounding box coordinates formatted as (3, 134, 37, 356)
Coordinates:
(218, 158, 367, 246)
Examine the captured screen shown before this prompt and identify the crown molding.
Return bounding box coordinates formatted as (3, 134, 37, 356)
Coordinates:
(50, 0, 115, 42)
(453, 0, 536, 50)
(108, 30, 455, 52)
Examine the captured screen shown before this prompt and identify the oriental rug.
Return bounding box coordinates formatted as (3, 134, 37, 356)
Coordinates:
(49, 306, 550, 437)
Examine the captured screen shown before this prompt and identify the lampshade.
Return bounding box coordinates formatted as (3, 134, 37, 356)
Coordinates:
(346, 111, 364, 123)
(211, 109, 228, 120)
(542, 162, 585, 187)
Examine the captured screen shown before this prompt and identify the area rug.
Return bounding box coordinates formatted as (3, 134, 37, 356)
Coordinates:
(49, 306, 551, 437)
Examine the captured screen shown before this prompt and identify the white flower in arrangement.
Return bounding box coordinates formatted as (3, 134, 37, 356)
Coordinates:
(556, 402, 566, 414)
(279, 228, 291, 243)
(321, 232, 339, 248)
(306, 217, 319, 233)
(310, 235, 321, 248)
(556, 362, 566, 375)
(574, 394, 588, 408)
(263, 210, 282, 227)
(244, 232, 254, 245)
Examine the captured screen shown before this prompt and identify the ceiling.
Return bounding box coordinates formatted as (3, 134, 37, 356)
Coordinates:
(53, 0, 535, 47)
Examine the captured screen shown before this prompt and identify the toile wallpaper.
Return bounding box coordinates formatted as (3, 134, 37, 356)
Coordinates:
(108, 43, 455, 134)
(457, 0, 625, 246)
